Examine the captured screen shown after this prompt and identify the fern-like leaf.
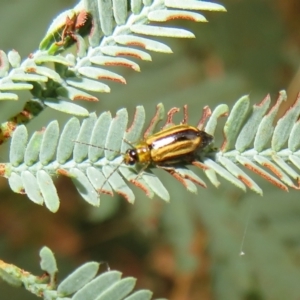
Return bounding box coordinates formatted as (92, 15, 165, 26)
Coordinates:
(0, 92, 285, 209)
(1, 91, 300, 210)
(0, 91, 300, 211)
(0, 246, 155, 300)
(0, 0, 225, 114)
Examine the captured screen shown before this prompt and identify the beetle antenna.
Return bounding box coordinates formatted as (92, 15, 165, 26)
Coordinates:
(73, 140, 125, 155)
(99, 158, 126, 194)
(122, 138, 135, 148)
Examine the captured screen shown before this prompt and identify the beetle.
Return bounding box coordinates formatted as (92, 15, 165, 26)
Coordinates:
(74, 105, 213, 192)
(124, 124, 213, 167)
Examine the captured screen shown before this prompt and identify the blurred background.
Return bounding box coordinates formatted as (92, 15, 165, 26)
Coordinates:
(1, 0, 300, 299)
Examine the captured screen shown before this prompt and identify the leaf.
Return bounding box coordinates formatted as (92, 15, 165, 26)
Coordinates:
(105, 108, 128, 160)
(0, 82, 33, 91)
(37, 170, 60, 212)
(56, 117, 81, 164)
(9, 125, 28, 166)
(78, 66, 126, 84)
(89, 56, 140, 72)
(114, 35, 173, 53)
(71, 167, 100, 206)
(72, 271, 122, 300)
(21, 171, 44, 205)
(0, 92, 18, 101)
(148, 10, 207, 23)
(95, 277, 136, 300)
(56, 85, 99, 102)
(217, 90, 300, 193)
(25, 65, 62, 83)
(8, 173, 24, 194)
(73, 113, 97, 162)
(165, 0, 227, 11)
(66, 77, 110, 93)
(39, 246, 58, 277)
(98, 0, 114, 35)
(44, 98, 90, 116)
(124, 290, 153, 300)
(0, 246, 156, 299)
(5, 91, 300, 209)
(130, 25, 195, 38)
(89, 112, 112, 162)
(0, 0, 225, 116)
(7, 50, 21, 68)
(58, 262, 99, 296)
(39, 121, 59, 165)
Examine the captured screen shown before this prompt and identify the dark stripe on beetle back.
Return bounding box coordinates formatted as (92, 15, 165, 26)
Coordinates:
(151, 129, 200, 150)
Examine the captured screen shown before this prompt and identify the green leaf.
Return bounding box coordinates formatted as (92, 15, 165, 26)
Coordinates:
(102, 165, 135, 203)
(124, 290, 153, 300)
(78, 66, 126, 84)
(222, 95, 250, 152)
(95, 277, 136, 300)
(21, 171, 44, 205)
(0, 92, 18, 101)
(148, 10, 207, 22)
(57, 117, 81, 164)
(98, 0, 114, 35)
(9, 89, 300, 208)
(272, 93, 300, 151)
(0, 0, 225, 117)
(58, 262, 99, 296)
(72, 271, 122, 300)
(40, 121, 59, 165)
(8, 172, 24, 193)
(130, 25, 194, 38)
(37, 170, 60, 212)
(0, 83, 33, 91)
(105, 108, 128, 160)
(45, 99, 89, 117)
(71, 168, 100, 206)
(66, 77, 110, 93)
(0, 246, 157, 299)
(254, 91, 286, 152)
(40, 246, 58, 276)
(56, 86, 98, 102)
(114, 35, 173, 53)
(235, 94, 271, 152)
(165, 0, 227, 11)
(73, 113, 97, 163)
(10, 125, 28, 166)
(7, 50, 21, 68)
(89, 112, 112, 162)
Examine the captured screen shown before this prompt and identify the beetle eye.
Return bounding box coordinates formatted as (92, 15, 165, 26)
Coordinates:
(127, 149, 138, 165)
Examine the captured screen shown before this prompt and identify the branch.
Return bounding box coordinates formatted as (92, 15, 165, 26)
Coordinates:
(0, 0, 226, 143)
(1, 91, 300, 211)
(0, 246, 154, 300)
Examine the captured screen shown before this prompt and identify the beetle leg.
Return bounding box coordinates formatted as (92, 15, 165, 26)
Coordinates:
(166, 169, 190, 187)
(192, 160, 210, 171)
(158, 165, 206, 188)
(134, 162, 150, 180)
(156, 165, 206, 188)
